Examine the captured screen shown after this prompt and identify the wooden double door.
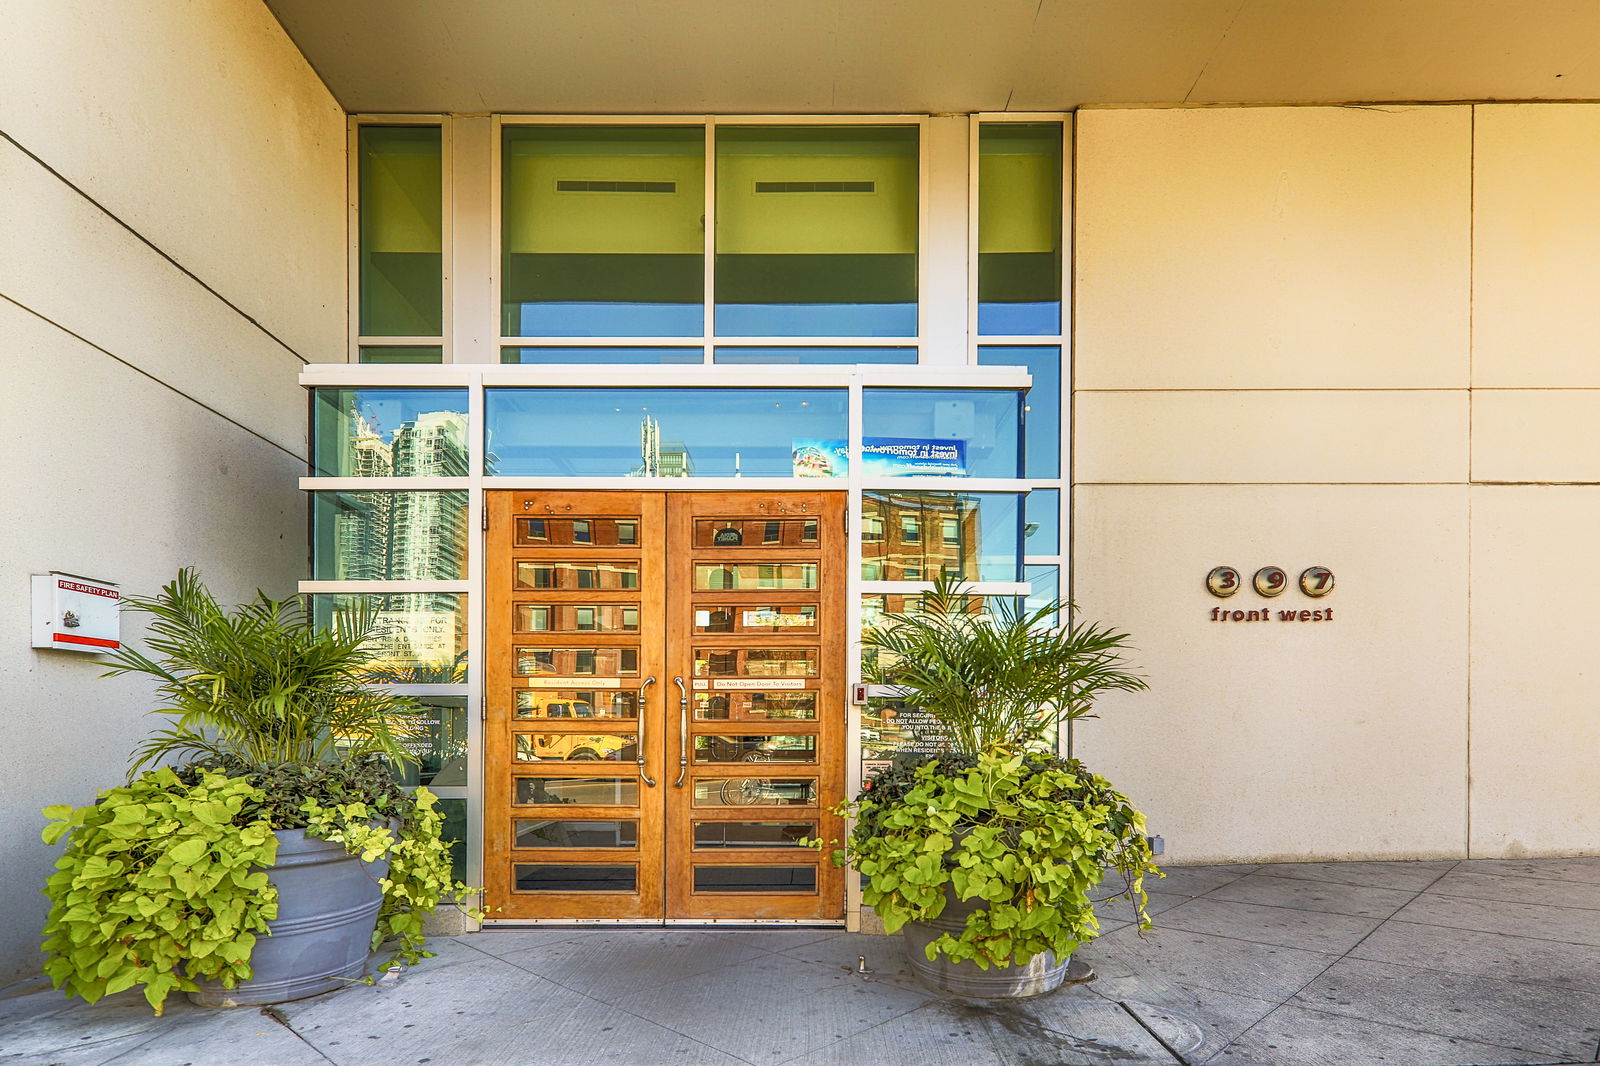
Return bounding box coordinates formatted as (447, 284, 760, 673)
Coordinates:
(486, 491, 846, 922)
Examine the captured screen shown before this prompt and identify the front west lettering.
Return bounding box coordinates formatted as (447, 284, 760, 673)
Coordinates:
(1209, 607, 1334, 622)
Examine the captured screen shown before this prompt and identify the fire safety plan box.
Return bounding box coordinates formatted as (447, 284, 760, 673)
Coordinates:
(31, 573, 121, 652)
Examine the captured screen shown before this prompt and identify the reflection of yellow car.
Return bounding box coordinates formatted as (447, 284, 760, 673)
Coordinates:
(527, 734, 631, 761)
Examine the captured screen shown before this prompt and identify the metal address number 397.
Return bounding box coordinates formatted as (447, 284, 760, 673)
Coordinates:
(1207, 565, 1334, 598)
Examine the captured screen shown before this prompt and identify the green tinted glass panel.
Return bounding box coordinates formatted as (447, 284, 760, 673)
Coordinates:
(861, 389, 1022, 479)
(359, 126, 442, 337)
(716, 126, 917, 337)
(862, 492, 1022, 582)
(978, 123, 1062, 335)
(308, 593, 466, 682)
(311, 491, 467, 580)
(311, 388, 468, 478)
(503, 126, 704, 337)
(360, 346, 444, 363)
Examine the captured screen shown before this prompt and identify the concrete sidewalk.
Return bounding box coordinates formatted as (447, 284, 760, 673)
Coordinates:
(4, 858, 1600, 1066)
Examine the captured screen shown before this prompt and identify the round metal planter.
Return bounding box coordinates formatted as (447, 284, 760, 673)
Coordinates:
(902, 891, 1071, 999)
(187, 829, 388, 1007)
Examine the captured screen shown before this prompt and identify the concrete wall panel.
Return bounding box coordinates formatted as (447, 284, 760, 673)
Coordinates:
(1075, 106, 1471, 391)
(1072, 484, 1470, 864)
(1472, 390, 1600, 483)
(1473, 104, 1600, 388)
(0, 0, 346, 360)
(1468, 487, 1600, 855)
(1075, 390, 1468, 485)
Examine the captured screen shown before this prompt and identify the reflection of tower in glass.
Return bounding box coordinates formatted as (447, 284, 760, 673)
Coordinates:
(333, 413, 394, 580)
(636, 415, 693, 478)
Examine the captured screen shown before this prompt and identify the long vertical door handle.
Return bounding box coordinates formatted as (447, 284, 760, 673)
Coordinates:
(673, 676, 689, 787)
(637, 676, 658, 787)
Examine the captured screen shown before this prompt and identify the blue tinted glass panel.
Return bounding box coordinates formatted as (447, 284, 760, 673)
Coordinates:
(862, 491, 1022, 582)
(311, 491, 468, 580)
(1025, 565, 1061, 627)
(716, 126, 917, 337)
(485, 388, 847, 478)
(503, 126, 704, 337)
(714, 347, 916, 365)
(502, 348, 704, 364)
(1024, 489, 1060, 555)
(311, 388, 469, 477)
(978, 347, 1060, 478)
(860, 389, 1021, 479)
(978, 123, 1062, 335)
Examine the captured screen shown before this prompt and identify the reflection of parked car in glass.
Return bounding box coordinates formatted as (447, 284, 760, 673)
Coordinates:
(528, 734, 636, 761)
(543, 700, 595, 718)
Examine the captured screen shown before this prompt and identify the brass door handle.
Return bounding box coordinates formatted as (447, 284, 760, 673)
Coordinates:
(637, 676, 658, 787)
(673, 677, 689, 787)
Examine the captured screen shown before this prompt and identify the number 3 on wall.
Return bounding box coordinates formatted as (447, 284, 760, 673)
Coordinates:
(1206, 566, 1241, 598)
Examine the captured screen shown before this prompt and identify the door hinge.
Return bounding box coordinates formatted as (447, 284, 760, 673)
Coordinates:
(480, 694, 487, 721)
(482, 507, 489, 531)
(842, 509, 848, 536)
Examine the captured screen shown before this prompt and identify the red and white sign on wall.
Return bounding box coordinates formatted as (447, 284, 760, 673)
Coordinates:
(31, 573, 121, 652)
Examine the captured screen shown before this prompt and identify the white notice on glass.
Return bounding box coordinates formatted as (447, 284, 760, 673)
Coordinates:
(712, 678, 808, 690)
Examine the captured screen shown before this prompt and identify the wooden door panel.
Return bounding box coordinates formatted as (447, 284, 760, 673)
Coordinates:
(487, 491, 665, 921)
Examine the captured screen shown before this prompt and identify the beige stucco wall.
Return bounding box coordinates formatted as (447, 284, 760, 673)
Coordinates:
(1073, 103, 1600, 863)
(0, 2, 344, 984)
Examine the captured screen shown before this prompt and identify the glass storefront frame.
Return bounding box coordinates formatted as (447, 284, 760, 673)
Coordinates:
(330, 110, 1071, 926)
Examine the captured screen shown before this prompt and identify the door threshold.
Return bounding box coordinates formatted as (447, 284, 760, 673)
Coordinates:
(481, 918, 848, 928)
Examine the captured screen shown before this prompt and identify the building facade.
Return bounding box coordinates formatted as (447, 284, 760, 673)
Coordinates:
(6, 0, 1600, 979)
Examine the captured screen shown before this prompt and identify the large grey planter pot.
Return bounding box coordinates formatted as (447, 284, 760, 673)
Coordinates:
(187, 829, 388, 1007)
(902, 891, 1071, 999)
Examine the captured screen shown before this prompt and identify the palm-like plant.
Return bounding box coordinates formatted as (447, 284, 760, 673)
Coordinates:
(104, 569, 420, 774)
(862, 573, 1146, 755)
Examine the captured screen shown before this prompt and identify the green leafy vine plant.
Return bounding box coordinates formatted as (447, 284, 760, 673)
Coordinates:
(39, 569, 481, 1014)
(822, 751, 1158, 968)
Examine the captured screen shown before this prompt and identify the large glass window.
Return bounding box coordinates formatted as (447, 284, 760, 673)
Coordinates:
(713, 347, 915, 365)
(485, 388, 848, 478)
(359, 126, 443, 337)
(502, 126, 704, 337)
(311, 491, 468, 581)
(311, 389, 469, 478)
(308, 593, 467, 682)
(862, 492, 1023, 582)
(978, 347, 1060, 478)
(502, 347, 703, 365)
(978, 123, 1062, 335)
(861, 389, 1022, 479)
(1024, 489, 1060, 555)
(716, 126, 917, 337)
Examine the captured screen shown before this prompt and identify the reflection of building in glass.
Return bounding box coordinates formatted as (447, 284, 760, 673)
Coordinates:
(635, 416, 694, 477)
(862, 492, 981, 580)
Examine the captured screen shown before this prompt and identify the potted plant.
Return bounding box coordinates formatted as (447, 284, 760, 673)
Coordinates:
(822, 576, 1159, 999)
(39, 569, 477, 1014)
